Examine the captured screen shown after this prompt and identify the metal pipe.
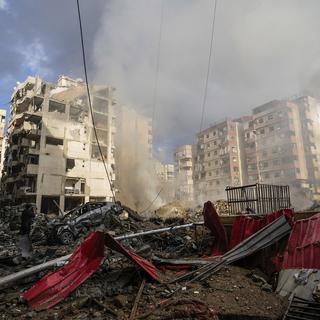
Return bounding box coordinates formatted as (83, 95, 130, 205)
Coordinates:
(0, 221, 204, 288)
(116, 222, 200, 240)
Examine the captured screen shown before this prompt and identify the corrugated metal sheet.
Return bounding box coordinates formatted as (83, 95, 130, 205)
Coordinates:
(229, 208, 294, 249)
(282, 213, 320, 270)
(23, 231, 105, 311)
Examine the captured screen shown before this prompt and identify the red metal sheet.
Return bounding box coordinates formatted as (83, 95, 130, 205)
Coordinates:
(281, 213, 320, 269)
(22, 231, 105, 311)
(203, 201, 228, 256)
(229, 209, 294, 249)
(104, 233, 160, 281)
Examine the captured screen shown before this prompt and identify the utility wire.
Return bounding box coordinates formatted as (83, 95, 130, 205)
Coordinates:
(76, 0, 116, 201)
(143, 0, 165, 214)
(151, 0, 164, 136)
(140, 186, 164, 214)
(199, 0, 218, 134)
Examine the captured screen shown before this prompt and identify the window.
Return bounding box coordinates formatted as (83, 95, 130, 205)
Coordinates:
(269, 126, 274, 132)
(259, 128, 265, 135)
(233, 166, 239, 172)
(66, 158, 75, 171)
(214, 150, 218, 156)
(207, 152, 210, 157)
(49, 100, 65, 113)
(273, 159, 280, 166)
(206, 134, 209, 138)
(258, 118, 264, 124)
(46, 136, 63, 146)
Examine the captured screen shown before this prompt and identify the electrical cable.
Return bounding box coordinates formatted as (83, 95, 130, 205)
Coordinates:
(151, 0, 165, 133)
(139, 186, 164, 214)
(76, 0, 116, 201)
(199, 0, 218, 134)
(140, 0, 165, 214)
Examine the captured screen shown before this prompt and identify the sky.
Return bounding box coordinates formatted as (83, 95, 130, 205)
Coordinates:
(1, 0, 320, 162)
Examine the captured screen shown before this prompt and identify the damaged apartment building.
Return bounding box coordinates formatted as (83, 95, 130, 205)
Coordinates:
(190, 96, 320, 203)
(2, 75, 116, 213)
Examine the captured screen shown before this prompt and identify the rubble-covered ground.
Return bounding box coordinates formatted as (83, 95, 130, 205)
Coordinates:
(0, 203, 288, 319)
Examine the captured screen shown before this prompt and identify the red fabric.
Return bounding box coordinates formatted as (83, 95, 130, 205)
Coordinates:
(23, 231, 105, 311)
(229, 209, 294, 249)
(281, 213, 320, 269)
(203, 201, 228, 255)
(104, 233, 160, 281)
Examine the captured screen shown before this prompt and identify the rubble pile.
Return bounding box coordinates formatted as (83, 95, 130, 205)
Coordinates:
(214, 200, 230, 215)
(1, 201, 319, 319)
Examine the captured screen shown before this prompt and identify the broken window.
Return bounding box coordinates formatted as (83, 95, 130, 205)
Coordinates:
(27, 155, 39, 165)
(91, 145, 108, 160)
(66, 158, 75, 171)
(70, 106, 88, 122)
(49, 100, 66, 113)
(46, 136, 63, 146)
(93, 96, 108, 114)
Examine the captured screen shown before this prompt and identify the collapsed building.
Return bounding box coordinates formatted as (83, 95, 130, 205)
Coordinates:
(186, 96, 320, 204)
(1, 75, 116, 213)
(0, 109, 6, 179)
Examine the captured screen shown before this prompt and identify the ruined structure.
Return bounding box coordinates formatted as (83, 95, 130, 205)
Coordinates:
(0, 109, 6, 178)
(2, 75, 116, 213)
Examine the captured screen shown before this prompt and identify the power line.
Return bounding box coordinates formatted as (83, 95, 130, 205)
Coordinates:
(139, 186, 163, 214)
(76, 0, 116, 201)
(151, 0, 164, 136)
(199, 0, 218, 134)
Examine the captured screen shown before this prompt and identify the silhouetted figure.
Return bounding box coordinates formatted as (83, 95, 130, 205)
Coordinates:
(19, 203, 36, 259)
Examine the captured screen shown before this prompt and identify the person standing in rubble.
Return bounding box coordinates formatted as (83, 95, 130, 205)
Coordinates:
(18, 203, 36, 260)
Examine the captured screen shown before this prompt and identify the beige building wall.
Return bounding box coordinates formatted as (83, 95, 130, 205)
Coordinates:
(2, 75, 116, 213)
(193, 119, 244, 203)
(174, 144, 194, 201)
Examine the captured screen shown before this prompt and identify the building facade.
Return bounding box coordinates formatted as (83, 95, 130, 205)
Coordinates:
(193, 119, 245, 202)
(190, 96, 320, 203)
(2, 75, 116, 213)
(174, 145, 194, 201)
(0, 110, 6, 178)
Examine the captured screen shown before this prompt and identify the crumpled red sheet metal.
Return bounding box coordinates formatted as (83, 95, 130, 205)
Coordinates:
(229, 208, 294, 250)
(22, 231, 105, 311)
(203, 201, 228, 256)
(280, 213, 320, 269)
(105, 233, 160, 281)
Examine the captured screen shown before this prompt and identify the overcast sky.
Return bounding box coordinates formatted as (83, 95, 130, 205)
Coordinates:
(1, 0, 320, 161)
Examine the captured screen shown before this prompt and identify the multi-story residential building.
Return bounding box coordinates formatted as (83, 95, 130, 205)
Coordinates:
(0, 110, 6, 177)
(2, 75, 116, 213)
(174, 145, 194, 201)
(193, 119, 245, 202)
(248, 96, 320, 200)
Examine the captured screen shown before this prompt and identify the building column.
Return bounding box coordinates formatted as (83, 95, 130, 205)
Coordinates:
(36, 194, 42, 213)
(59, 195, 65, 212)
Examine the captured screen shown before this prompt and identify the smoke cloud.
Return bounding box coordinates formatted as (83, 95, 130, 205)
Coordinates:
(93, 0, 320, 158)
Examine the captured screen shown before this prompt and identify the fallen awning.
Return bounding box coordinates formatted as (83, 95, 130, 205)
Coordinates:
(104, 233, 160, 282)
(22, 231, 105, 311)
(203, 201, 228, 255)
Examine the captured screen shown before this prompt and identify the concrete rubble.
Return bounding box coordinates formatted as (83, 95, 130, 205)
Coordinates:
(1, 201, 309, 319)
